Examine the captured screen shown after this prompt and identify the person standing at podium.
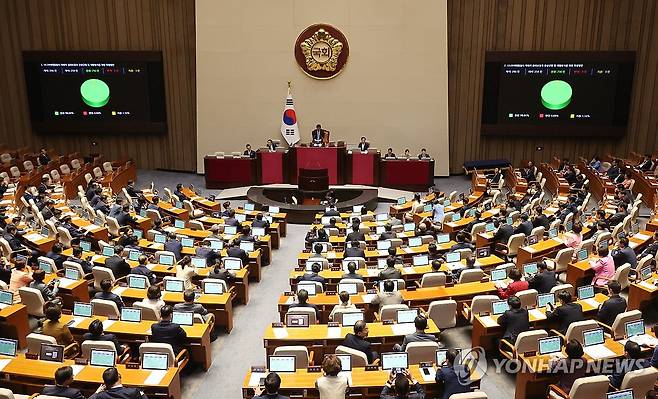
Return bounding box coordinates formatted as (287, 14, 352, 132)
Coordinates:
(358, 136, 369, 151)
(311, 124, 327, 147)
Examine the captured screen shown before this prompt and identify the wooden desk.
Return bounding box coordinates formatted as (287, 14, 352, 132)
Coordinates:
(627, 166, 658, 208)
(0, 355, 181, 399)
(516, 238, 566, 267)
(181, 187, 220, 211)
(0, 304, 29, 348)
(114, 287, 235, 333)
(262, 321, 440, 364)
(627, 273, 658, 311)
(61, 314, 213, 370)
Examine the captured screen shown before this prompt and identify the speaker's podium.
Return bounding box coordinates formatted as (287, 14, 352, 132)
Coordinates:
(291, 143, 346, 185)
(257, 148, 289, 184)
(298, 168, 329, 204)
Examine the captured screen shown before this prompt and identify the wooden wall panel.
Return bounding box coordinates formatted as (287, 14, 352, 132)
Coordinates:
(0, 0, 196, 171)
(448, 0, 658, 174)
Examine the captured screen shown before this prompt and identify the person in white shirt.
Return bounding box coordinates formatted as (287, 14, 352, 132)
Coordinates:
(329, 291, 357, 321)
(432, 199, 445, 225)
(175, 256, 197, 290)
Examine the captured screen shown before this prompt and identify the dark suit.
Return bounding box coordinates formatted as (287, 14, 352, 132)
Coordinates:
(105, 255, 131, 278)
(90, 386, 147, 399)
(252, 219, 270, 228)
(378, 267, 402, 280)
(224, 217, 239, 226)
(94, 201, 110, 214)
(297, 272, 326, 285)
(612, 247, 637, 268)
(131, 264, 156, 284)
(358, 142, 369, 151)
(311, 128, 325, 144)
(607, 211, 627, 227)
(82, 332, 121, 352)
(94, 291, 124, 310)
(324, 209, 340, 217)
(546, 302, 584, 334)
(596, 295, 627, 327)
(379, 232, 396, 240)
(346, 231, 365, 242)
(46, 251, 65, 270)
(116, 211, 136, 226)
(344, 247, 366, 258)
(150, 320, 187, 354)
(68, 256, 93, 273)
(533, 214, 551, 230)
(42, 385, 85, 399)
(493, 224, 514, 244)
(173, 302, 208, 316)
(609, 358, 649, 388)
(514, 221, 534, 236)
(164, 240, 182, 261)
(208, 268, 235, 282)
(342, 333, 377, 363)
(528, 271, 557, 294)
(380, 382, 425, 399)
(227, 247, 249, 266)
(497, 308, 530, 343)
(435, 365, 471, 399)
(342, 272, 363, 280)
(38, 153, 51, 166)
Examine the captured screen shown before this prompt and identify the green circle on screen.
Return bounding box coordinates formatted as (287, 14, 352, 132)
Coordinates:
(80, 79, 110, 108)
(541, 80, 572, 110)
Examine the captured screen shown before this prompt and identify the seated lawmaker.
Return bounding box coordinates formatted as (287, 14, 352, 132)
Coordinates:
(372, 279, 403, 312)
(90, 367, 147, 399)
(596, 280, 627, 327)
(341, 320, 378, 364)
(381, 370, 425, 399)
(546, 291, 584, 334)
(297, 263, 326, 286)
(435, 349, 471, 399)
(344, 240, 365, 258)
(496, 268, 528, 299)
(253, 372, 289, 399)
(42, 366, 85, 399)
(612, 236, 637, 269)
(42, 304, 76, 356)
(418, 148, 431, 159)
(311, 124, 327, 146)
(358, 136, 369, 151)
(393, 315, 439, 352)
(83, 319, 121, 353)
(266, 139, 277, 151)
(329, 291, 357, 321)
(342, 262, 363, 280)
(94, 279, 124, 310)
(608, 341, 649, 389)
(243, 143, 256, 158)
(174, 290, 210, 321)
(497, 296, 529, 345)
(150, 305, 187, 354)
(384, 148, 396, 159)
(527, 261, 556, 294)
(289, 289, 320, 320)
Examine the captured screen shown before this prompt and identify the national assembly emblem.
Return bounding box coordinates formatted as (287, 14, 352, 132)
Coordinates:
(295, 24, 349, 80)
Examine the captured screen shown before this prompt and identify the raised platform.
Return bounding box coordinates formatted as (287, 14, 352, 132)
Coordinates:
(247, 186, 379, 223)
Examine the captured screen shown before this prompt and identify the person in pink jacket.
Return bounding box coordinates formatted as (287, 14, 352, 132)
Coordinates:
(590, 247, 615, 288)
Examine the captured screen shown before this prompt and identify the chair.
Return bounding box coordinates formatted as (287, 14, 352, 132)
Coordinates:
(70, 159, 82, 171)
(576, 239, 594, 254)
(550, 284, 574, 296)
(139, 343, 189, 369)
(57, 227, 73, 248)
(602, 310, 641, 340)
(50, 169, 61, 183)
(183, 200, 204, 218)
(155, 251, 177, 264)
(146, 209, 162, 223)
(406, 341, 440, 364)
(462, 295, 499, 323)
(428, 300, 457, 329)
(515, 289, 538, 309)
(298, 281, 324, 294)
(448, 191, 458, 203)
(188, 220, 205, 230)
(618, 367, 658, 398)
(18, 287, 46, 317)
(105, 216, 121, 238)
(594, 231, 611, 249)
(60, 164, 71, 175)
(0, 388, 30, 399)
(388, 238, 403, 249)
(530, 226, 544, 240)
(273, 346, 312, 368)
(499, 330, 548, 360)
(91, 299, 120, 318)
(285, 307, 317, 324)
(23, 161, 35, 174)
(458, 269, 484, 284)
(92, 266, 117, 291)
(102, 162, 113, 174)
(420, 272, 447, 288)
(335, 345, 369, 367)
(469, 223, 486, 243)
(343, 257, 367, 269)
(309, 257, 330, 270)
(63, 261, 87, 278)
(337, 278, 365, 292)
(379, 304, 409, 321)
(557, 320, 600, 344)
(38, 256, 58, 273)
(455, 248, 473, 260)
(448, 392, 488, 399)
(92, 167, 103, 179)
(81, 340, 119, 360)
(545, 248, 574, 280)
(548, 375, 610, 399)
(27, 333, 79, 358)
(495, 233, 526, 260)
(133, 301, 159, 321)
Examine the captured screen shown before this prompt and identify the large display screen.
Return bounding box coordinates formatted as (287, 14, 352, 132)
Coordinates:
(481, 51, 635, 136)
(23, 51, 166, 133)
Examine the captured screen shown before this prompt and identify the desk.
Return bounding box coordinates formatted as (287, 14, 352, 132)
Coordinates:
(0, 304, 28, 348)
(61, 314, 213, 370)
(627, 273, 658, 311)
(204, 156, 257, 189)
(579, 161, 615, 201)
(346, 151, 379, 185)
(505, 168, 527, 193)
(516, 238, 566, 267)
(291, 146, 346, 185)
(180, 187, 220, 212)
(258, 149, 289, 184)
(114, 287, 235, 333)
(627, 166, 658, 208)
(0, 356, 181, 399)
(379, 159, 434, 191)
(263, 321, 439, 364)
(539, 164, 570, 196)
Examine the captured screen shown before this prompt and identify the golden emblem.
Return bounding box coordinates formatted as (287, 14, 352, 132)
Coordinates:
(300, 29, 343, 72)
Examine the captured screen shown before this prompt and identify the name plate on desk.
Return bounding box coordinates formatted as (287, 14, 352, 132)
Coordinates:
(26, 353, 38, 360)
(307, 366, 322, 373)
(328, 322, 339, 328)
(251, 366, 267, 373)
(382, 319, 394, 325)
(126, 363, 140, 369)
(284, 291, 294, 296)
(75, 358, 88, 365)
(295, 267, 304, 272)
(330, 266, 341, 272)
(271, 322, 284, 328)
(407, 286, 416, 291)
(325, 291, 337, 296)
(365, 365, 380, 371)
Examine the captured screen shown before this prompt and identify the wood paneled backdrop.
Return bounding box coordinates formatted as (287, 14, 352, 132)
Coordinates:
(1, 0, 657, 174)
(0, 0, 196, 171)
(447, 0, 658, 173)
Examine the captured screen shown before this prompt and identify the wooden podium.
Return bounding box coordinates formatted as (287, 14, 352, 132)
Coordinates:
(298, 168, 328, 205)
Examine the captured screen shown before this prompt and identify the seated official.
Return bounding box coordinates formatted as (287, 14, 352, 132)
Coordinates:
(548, 340, 587, 393)
(607, 203, 628, 227)
(418, 148, 431, 160)
(608, 341, 649, 388)
(612, 236, 637, 269)
(42, 304, 76, 356)
(492, 218, 514, 244)
(532, 206, 552, 230)
(174, 290, 210, 321)
(90, 367, 148, 399)
(563, 222, 583, 249)
(590, 247, 615, 289)
(546, 291, 584, 334)
(452, 256, 479, 282)
(342, 262, 363, 280)
(297, 263, 326, 286)
(116, 204, 137, 227)
(9, 258, 32, 294)
(346, 224, 365, 242)
(435, 349, 471, 399)
(496, 268, 528, 299)
(372, 279, 403, 312)
(393, 315, 440, 352)
(379, 224, 396, 240)
(341, 320, 378, 364)
(94, 279, 124, 310)
(316, 354, 349, 399)
(311, 124, 327, 146)
(324, 205, 340, 217)
(164, 232, 183, 261)
(226, 240, 250, 266)
(83, 319, 122, 353)
(497, 296, 530, 345)
(378, 257, 402, 281)
(173, 184, 188, 202)
(224, 209, 239, 226)
(252, 213, 270, 229)
(208, 261, 236, 283)
(116, 228, 139, 249)
(450, 232, 474, 251)
(235, 225, 255, 244)
(176, 256, 197, 290)
(527, 261, 557, 294)
(29, 268, 59, 302)
(61, 215, 86, 240)
(131, 255, 156, 285)
(46, 243, 66, 270)
(639, 231, 658, 259)
(143, 286, 166, 319)
(253, 372, 289, 399)
(596, 280, 627, 327)
(357, 136, 369, 151)
(289, 289, 320, 320)
(306, 227, 330, 245)
(381, 370, 425, 399)
(513, 214, 533, 236)
(104, 245, 131, 278)
(344, 240, 365, 258)
(403, 149, 411, 160)
(150, 305, 187, 354)
(243, 143, 256, 158)
(266, 139, 277, 151)
(384, 148, 396, 159)
(329, 291, 357, 321)
(42, 366, 85, 399)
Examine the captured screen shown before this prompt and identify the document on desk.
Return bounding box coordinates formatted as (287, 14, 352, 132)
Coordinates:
(68, 317, 86, 328)
(71, 364, 85, 376)
(402, 247, 414, 254)
(58, 278, 76, 289)
(327, 327, 342, 339)
(583, 298, 601, 308)
(0, 359, 11, 372)
(361, 294, 377, 303)
(102, 320, 116, 329)
(635, 233, 651, 241)
(23, 233, 43, 241)
(144, 370, 168, 385)
(403, 267, 415, 274)
(272, 328, 289, 339)
(626, 334, 658, 347)
(391, 323, 417, 335)
(366, 269, 379, 277)
(248, 372, 267, 387)
(378, 250, 389, 257)
(82, 224, 99, 231)
(529, 309, 546, 320)
(584, 345, 616, 359)
(478, 316, 498, 328)
(112, 286, 127, 296)
(420, 367, 436, 382)
(638, 281, 657, 290)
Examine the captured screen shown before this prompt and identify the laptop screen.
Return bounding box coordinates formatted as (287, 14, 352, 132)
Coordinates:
(0, 290, 13, 305)
(537, 293, 556, 308)
(252, 227, 266, 236)
(446, 252, 460, 263)
(120, 307, 142, 322)
(523, 263, 538, 276)
(174, 219, 185, 228)
(381, 352, 408, 370)
(268, 206, 280, 213)
(172, 311, 194, 326)
(41, 226, 50, 237)
(477, 247, 490, 258)
(538, 336, 562, 355)
(128, 275, 147, 289)
(175, 201, 183, 209)
(64, 267, 80, 280)
(38, 260, 53, 274)
(224, 225, 238, 235)
(203, 281, 224, 295)
(285, 313, 309, 327)
(403, 223, 415, 232)
(606, 390, 634, 399)
(154, 234, 166, 244)
(640, 267, 652, 280)
(181, 237, 194, 248)
(625, 319, 644, 337)
(142, 352, 169, 370)
(413, 254, 429, 266)
(191, 257, 206, 268)
(80, 240, 92, 252)
(436, 349, 448, 366)
(159, 254, 175, 266)
(128, 250, 141, 261)
(235, 214, 247, 223)
(577, 285, 594, 300)
(209, 240, 223, 250)
(102, 246, 115, 257)
(397, 309, 418, 324)
(377, 258, 388, 269)
(40, 343, 64, 362)
(549, 228, 558, 238)
(224, 258, 242, 270)
(244, 203, 255, 211)
(577, 249, 588, 261)
(268, 355, 296, 372)
(133, 229, 143, 239)
(335, 354, 352, 372)
(341, 312, 364, 327)
(490, 269, 507, 282)
(492, 300, 510, 315)
(264, 215, 274, 224)
(297, 283, 317, 296)
(376, 213, 388, 222)
(73, 302, 93, 317)
(377, 240, 392, 250)
(583, 328, 605, 347)
(0, 338, 17, 357)
(240, 241, 255, 252)
(408, 237, 422, 247)
(527, 235, 539, 245)
(90, 349, 116, 367)
(485, 223, 495, 232)
(164, 279, 184, 292)
(436, 234, 450, 244)
(397, 197, 406, 205)
(338, 283, 358, 295)
(452, 214, 462, 222)
(423, 204, 432, 212)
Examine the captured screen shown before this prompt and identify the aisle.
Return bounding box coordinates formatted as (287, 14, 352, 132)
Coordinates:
(182, 224, 308, 398)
